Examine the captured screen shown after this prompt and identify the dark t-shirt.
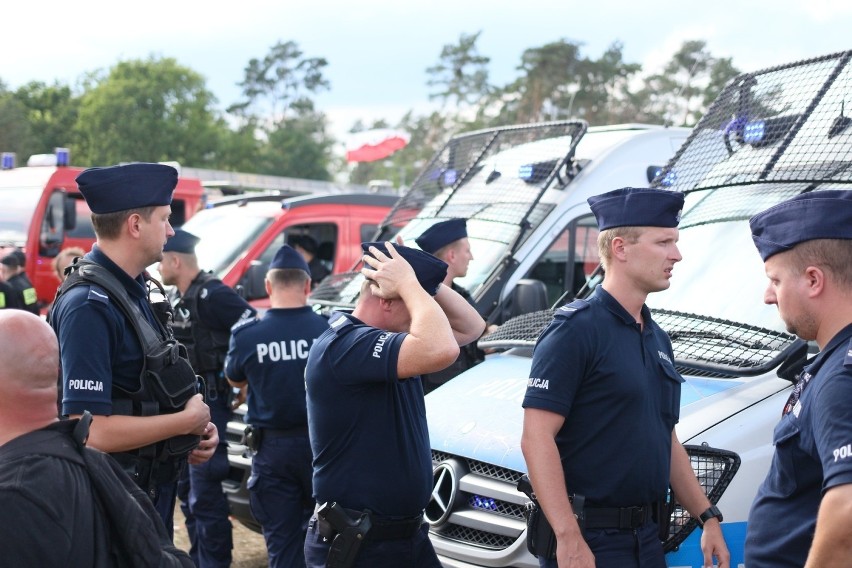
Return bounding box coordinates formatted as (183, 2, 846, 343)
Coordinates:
(746, 324, 852, 567)
(305, 312, 432, 517)
(522, 287, 683, 507)
(225, 306, 329, 429)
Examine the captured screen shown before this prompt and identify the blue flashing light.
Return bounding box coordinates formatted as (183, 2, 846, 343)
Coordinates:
(519, 164, 534, 180)
(743, 120, 766, 144)
(469, 495, 498, 511)
(661, 170, 677, 187)
(55, 147, 70, 167)
(442, 169, 457, 186)
(1, 152, 15, 170)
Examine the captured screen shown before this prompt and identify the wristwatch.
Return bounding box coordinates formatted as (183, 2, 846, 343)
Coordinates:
(698, 505, 723, 527)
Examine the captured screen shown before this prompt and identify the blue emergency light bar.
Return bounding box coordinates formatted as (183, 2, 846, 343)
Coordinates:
(1, 152, 14, 170)
(55, 147, 70, 167)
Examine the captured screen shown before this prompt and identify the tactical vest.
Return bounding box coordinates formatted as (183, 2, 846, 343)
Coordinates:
(171, 271, 231, 375)
(51, 258, 200, 489)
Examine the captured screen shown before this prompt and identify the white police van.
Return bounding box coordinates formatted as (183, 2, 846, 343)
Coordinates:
(424, 50, 852, 567)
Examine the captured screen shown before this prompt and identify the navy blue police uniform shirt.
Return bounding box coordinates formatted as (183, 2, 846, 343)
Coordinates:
(522, 287, 684, 507)
(745, 324, 852, 568)
(305, 311, 433, 518)
(225, 306, 329, 430)
(52, 246, 162, 416)
(192, 277, 255, 334)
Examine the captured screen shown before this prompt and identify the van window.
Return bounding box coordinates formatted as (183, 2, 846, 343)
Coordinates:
(256, 223, 338, 274)
(39, 190, 66, 257)
(526, 215, 599, 306)
(66, 196, 94, 240)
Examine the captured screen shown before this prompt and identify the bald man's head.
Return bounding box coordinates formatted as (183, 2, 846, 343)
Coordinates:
(0, 311, 59, 392)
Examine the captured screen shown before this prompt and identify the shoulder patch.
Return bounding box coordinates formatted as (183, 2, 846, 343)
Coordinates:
(231, 317, 258, 334)
(86, 286, 111, 305)
(845, 338, 852, 366)
(555, 299, 590, 319)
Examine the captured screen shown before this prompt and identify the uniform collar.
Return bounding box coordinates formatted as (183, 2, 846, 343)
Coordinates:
(87, 245, 148, 300)
(806, 322, 852, 375)
(592, 286, 652, 327)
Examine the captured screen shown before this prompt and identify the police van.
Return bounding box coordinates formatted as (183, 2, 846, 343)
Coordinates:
(424, 50, 852, 567)
(225, 121, 691, 530)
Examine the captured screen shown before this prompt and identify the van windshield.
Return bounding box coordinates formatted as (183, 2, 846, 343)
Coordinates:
(179, 206, 275, 277)
(0, 186, 42, 245)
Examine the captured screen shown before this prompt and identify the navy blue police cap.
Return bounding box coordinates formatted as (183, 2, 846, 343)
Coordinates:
(749, 190, 852, 261)
(588, 187, 685, 231)
(415, 218, 468, 254)
(269, 244, 311, 275)
(76, 163, 177, 214)
(361, 241, 448, 295)
(163, 229, 200, 254)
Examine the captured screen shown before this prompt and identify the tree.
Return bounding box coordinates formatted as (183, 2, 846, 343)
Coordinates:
(426, 31, 491, 108)
(257, 113, 333, 180)
(75, 57, 227, 166)
(13, 81, 79, 156)
(0, 81, 35, 161)
(230, 40, 330, 125)
(642, 40, 739, 127)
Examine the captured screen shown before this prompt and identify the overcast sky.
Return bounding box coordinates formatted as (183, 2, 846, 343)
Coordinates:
(3, 0, 851, 143)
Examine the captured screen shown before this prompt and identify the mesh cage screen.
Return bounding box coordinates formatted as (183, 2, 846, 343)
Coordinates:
(381, 121, 587, 236)
(664, 445, 741, 552)
(653, 51, 852, 194)
(478, 307, 797, 375)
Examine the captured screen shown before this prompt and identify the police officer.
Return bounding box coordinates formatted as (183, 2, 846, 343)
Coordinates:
(50, 163, 218, 535)
(290, 235, 330, 288)
(159, 228, 256, 568)
(1, 250, 39, 314)
(224, 245, 329, 568)
(303, 240, 485, 568)
(744, 190, 852, 567)
(415, 218, 493, 391)
(521, 188, 729, 568)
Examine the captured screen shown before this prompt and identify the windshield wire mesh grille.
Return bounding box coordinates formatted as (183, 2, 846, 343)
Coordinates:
(652, 51, 852, 194)
(478, 307, 797, 376)
(382, 121, 587, 234)
(664, 445, 741, 552)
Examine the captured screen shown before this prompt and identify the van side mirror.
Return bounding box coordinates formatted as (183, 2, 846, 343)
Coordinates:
(238, 261, 268, 301)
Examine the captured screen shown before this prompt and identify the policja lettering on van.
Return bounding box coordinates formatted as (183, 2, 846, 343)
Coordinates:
(256, 339, 312, 363)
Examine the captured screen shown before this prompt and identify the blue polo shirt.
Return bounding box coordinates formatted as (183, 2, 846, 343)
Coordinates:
(224, 307, 328, 430)
(52, 246, 161, 416)
(522, 287, 683, 507)
(305, 312, 432, 517)
(745, 324, 852, 567)
(192, 277, 255, 332)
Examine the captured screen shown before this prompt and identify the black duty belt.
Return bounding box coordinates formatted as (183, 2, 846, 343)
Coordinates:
(262, 426, 309, 438)
(583, 505, 653, 529)
(317, 505, 424, 541)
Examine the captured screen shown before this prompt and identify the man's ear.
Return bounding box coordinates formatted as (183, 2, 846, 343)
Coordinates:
(804, 265, 826, 298)
(126, 213, 143, 238)
(611, 236, 627, 261)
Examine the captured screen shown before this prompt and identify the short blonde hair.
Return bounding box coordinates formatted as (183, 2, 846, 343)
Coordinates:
(597, 226, 643, 270)
(787, 239, 852, 290)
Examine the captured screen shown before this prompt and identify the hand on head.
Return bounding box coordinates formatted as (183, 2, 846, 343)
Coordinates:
(361, 242, 418, 300)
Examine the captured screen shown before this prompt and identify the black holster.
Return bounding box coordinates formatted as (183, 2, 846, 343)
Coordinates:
(652, 491, 674, 543)
(244, 425, 262, 452)
(518, 474, 585, 560)
(316, 502, 372, 568)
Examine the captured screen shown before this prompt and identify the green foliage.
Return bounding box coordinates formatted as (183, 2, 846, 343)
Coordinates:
(74, 57, 225, 166)
(258, 114, 333, 180)
(426, 31, 491, 107)
(0, 86, 35, 160)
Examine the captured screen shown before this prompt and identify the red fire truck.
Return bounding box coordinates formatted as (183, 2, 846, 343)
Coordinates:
(0, 149, 205, 308)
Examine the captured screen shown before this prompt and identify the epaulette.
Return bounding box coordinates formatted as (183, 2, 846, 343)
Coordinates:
(328, 311, 352, 334)
(555, 299, 589, 319)
(231, 316, 258, 334)
(86, 285, 111, 305)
